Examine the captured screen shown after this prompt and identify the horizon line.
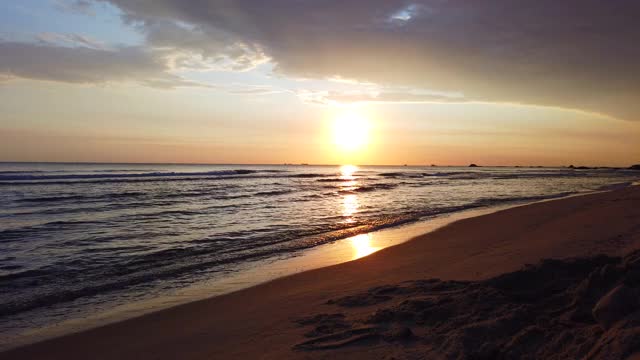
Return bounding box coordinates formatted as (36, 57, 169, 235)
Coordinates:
(0, 160, 633, 169)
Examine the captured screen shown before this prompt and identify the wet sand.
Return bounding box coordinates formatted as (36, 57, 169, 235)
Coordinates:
(2, 185, 639, 359)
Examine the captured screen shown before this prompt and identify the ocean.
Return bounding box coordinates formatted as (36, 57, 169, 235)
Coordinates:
(0, 162, 638, 348)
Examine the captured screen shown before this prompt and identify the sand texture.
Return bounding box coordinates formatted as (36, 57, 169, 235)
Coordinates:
(295, 252, 640, 359)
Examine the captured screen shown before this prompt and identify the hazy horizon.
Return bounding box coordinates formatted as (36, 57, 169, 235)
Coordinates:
(0, 161, 635, 168)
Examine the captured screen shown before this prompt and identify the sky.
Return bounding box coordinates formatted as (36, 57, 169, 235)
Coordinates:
(0, 0, 639, 166)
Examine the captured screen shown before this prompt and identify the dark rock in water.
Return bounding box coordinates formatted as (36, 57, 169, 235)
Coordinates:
(630, 164, 640, 170)
(468, 163, 479, 167)
(593, 285, 639, 329)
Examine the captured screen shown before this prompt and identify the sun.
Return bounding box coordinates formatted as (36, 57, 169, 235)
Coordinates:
(333, 110, 370, 152)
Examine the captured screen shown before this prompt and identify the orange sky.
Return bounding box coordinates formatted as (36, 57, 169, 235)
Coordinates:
(1, 1, 640, 166)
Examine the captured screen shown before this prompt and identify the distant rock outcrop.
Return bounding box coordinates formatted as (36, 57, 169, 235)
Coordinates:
(630, 164, 640, 170)
(468, 163, 479, 167)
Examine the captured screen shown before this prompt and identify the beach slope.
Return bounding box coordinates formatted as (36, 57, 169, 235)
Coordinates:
(3, 186, 640, 359)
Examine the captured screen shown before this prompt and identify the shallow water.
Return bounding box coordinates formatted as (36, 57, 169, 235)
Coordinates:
(0, 162, 637, 349)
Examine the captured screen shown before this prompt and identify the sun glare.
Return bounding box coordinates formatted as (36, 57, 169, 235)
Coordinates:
(333, 110, 370, 152)
(350, 234, 379, 259)
(340, 164, 358, 178)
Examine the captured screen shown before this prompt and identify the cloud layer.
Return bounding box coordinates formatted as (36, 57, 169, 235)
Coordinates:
(3, 1, 640, 120)
(0, 42, 207, 88)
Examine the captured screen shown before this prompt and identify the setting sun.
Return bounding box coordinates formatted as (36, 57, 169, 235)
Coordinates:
(333, 110, 371, 152)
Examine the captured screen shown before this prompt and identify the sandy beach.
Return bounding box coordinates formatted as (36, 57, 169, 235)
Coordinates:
(3, 185, 640, 359)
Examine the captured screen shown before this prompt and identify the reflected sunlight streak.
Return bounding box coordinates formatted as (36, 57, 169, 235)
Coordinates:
(340, 165, 360, 223)
(342, 194, 358, 223)
(350, 233, 379, 259)
(340, 164, 358, 179)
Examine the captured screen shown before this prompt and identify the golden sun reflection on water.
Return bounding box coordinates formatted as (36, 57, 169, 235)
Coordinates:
(339, 165, 360, 223)
(350, 233, 379, 260)
(342, 194, 358, 223)
(340, 164, 358, 179)
(338, 164, 378, 258)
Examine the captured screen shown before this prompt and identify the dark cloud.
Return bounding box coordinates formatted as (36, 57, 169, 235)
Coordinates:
(0, 42, 203, 88)
(100, 0, 640, 120)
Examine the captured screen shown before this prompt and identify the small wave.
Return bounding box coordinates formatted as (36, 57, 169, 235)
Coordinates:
(16, 191, 145, 203)
(288, 173, 325, 178)
(212, 194, 253, 200)
(0, 175, 271, 187)
(468, 192, 573, 208)
(316, 178, 355, 182)
(0, 170, 53, 174)
(0, 268, 52, 282)
(92, 169, 159, 173)
(0, 220, 110, 243)
(338, 183, 398, 194)
(0, 172, 307, 187)
(79, 245, 153, 254)
(422, 171, 480, 177)
(596, 181, 633, 191)
(379, 172, 405, 177)
(152, 210, 201, 217)
(0, 169, 278, 182)
(0, 264, 21, 272)
(15, 194, 88, 203)
(254, 190, 294, 197)
(379, 171, 481, 179)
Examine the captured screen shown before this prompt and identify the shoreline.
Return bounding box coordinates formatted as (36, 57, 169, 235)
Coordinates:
(2, 185, 620, 351)
(0, 196, 553, 351)
(2, 185, 640, 359)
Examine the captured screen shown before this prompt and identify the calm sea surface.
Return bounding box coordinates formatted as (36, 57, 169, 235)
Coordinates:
(1, 162, 638, 348)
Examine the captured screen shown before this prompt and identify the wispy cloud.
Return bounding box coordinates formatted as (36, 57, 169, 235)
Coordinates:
(53, 0, 95, 16)
(297, 87, 467, 105)
(36, 32, 108, 50)
(223, 84, 283, 95)
(0, 42, 205, 88)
